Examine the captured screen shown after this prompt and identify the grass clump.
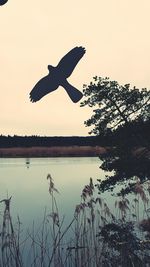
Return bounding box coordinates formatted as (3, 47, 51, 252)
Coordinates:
(0, 175, 150, 266)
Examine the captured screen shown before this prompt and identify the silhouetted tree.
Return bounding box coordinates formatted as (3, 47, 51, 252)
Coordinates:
(81, 76, 150, 194)
(80, 76, 150, 138)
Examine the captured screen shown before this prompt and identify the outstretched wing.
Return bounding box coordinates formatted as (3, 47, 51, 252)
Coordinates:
(57, 46, 86, 78)
(29, 75, 57, 102)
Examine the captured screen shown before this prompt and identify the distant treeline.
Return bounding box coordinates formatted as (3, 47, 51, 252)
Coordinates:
(0, 135, 104, 148)
(0, 120, 149, 148)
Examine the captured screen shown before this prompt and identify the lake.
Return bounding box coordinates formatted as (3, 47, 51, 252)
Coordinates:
(0, 157, 105, 228)
(0, 157, 148, 266)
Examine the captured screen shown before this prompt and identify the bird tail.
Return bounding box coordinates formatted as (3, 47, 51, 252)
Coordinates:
(61, 80, 83, 103)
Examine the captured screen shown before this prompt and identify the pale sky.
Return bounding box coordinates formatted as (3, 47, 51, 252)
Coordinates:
(0, 0, 150, 136)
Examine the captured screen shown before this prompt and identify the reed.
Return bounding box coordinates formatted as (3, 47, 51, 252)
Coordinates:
(0, 176, 149, 266)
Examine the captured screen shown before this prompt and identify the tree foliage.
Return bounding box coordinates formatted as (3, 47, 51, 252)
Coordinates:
(80, 76, 150, 136)
(81, 76, 150, 194)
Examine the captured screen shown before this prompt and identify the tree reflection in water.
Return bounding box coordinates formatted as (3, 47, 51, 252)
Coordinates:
(96, 145, 150, 196)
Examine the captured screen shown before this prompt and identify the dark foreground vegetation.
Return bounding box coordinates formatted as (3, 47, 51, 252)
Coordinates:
(0, 175, 150, 267)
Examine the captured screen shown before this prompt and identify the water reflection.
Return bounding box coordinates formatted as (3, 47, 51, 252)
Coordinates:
(0, 154, 149, 266)
(97, 146, 150, 196)
(0, 157, 102, 227)
(25, 158, 30, 168)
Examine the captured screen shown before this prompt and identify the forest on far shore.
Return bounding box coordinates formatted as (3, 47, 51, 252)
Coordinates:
(0, 135, 102, 148)
(0, 118, 149, 149)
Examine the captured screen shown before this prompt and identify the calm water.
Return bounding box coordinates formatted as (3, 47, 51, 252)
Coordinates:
(0, 157, 105, 228)
(0, 157, 147, 266)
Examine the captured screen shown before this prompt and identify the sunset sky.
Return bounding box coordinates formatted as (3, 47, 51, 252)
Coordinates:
(0, 0, 150, 136)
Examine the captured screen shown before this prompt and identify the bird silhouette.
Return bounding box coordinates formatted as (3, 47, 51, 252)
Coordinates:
(29, 46, 86, 103)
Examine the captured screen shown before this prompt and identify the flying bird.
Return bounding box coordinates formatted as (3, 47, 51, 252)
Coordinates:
(0, 0, 8, 5)
(29, 46, 86, 103)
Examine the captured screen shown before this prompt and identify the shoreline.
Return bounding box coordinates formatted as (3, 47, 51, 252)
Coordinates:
(0, 146, 107, 158)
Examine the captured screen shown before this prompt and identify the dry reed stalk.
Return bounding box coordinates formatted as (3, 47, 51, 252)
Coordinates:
(0, 176, 149, 266)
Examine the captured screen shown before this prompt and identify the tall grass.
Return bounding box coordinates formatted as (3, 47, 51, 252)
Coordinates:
(0, 175, 149, 266)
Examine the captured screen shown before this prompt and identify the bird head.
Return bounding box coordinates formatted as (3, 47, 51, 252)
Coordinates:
(48, 65, 55, 73)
